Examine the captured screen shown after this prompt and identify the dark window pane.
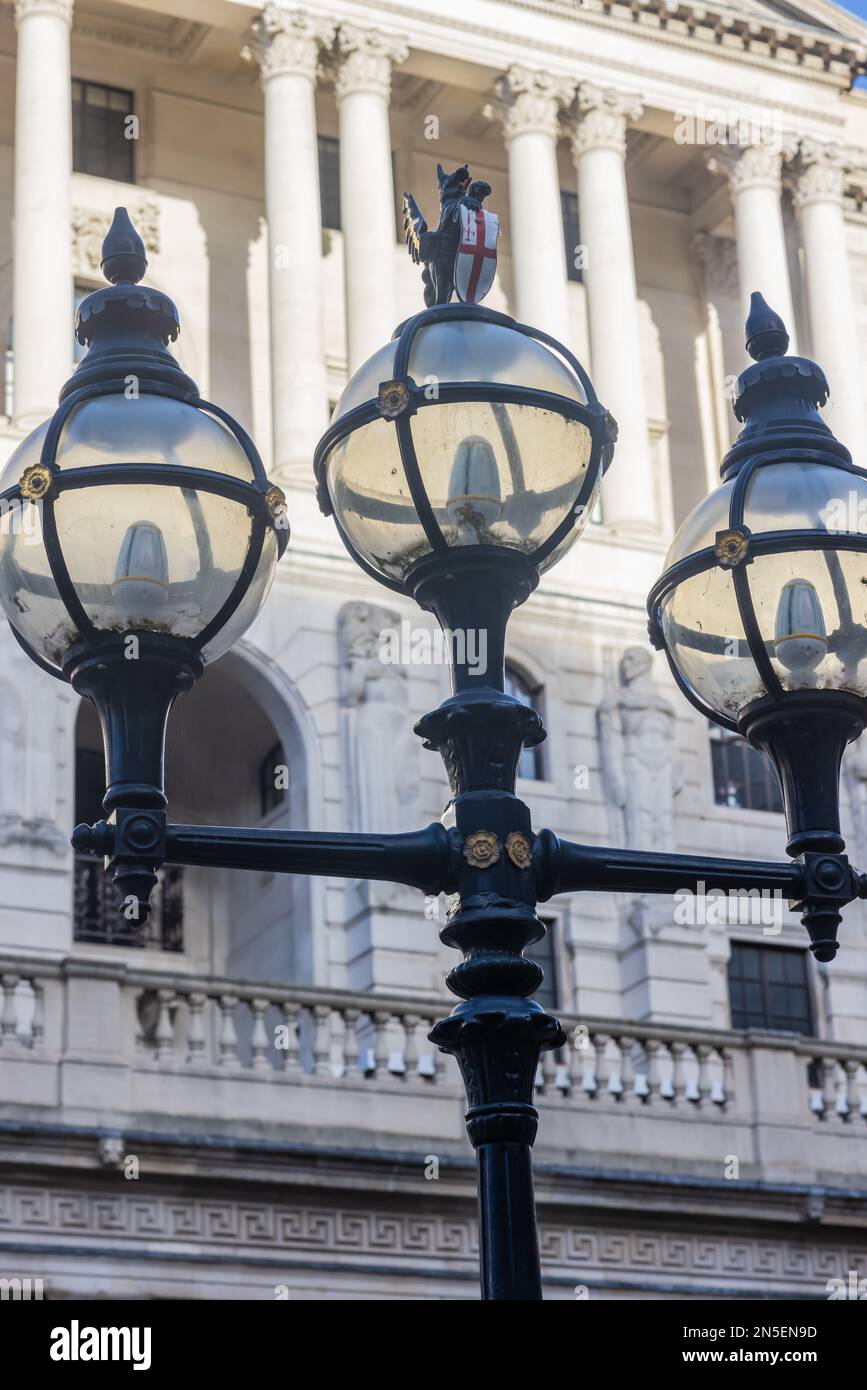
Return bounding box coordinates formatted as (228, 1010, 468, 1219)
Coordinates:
(72, 79, 134, 183)
(728, 943, 813, 1034)
(560, 190, 582, 283)
(526, 918, 558, 1011)
(318, 136, 341, 230)
(710, 725, 783, 813)
(504, 663, 544, 780)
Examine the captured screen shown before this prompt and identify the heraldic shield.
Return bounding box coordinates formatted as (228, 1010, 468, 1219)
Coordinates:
(454, 205, 500, 305)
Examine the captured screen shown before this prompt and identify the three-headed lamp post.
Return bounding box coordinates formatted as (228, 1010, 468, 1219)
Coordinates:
(1, 206, 866, 1301)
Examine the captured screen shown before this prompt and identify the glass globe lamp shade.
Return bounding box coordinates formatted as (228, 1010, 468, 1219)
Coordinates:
(653, 458, 867, 725)
(0, 213, 286, 680)
(648, 293, 867, 869)
(314, 305, 614, 593)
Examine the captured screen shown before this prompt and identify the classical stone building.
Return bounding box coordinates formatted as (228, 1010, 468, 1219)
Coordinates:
(1, 0, 867, 1300)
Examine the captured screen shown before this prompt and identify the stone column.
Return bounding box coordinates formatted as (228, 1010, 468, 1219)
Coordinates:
(248, 5, 334, 487)
(335, 23, 408, 374)
(570, 84, 656, 535)
(12, 0, 74, 429)
(707, 142, 798, 351)
(794, 139, 867, 463)
(488, 67, 575, 345)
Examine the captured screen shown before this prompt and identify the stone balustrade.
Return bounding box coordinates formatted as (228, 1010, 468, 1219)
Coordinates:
(0, 957, 865, 1184)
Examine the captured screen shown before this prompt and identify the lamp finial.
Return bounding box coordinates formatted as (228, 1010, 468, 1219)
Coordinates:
(745, 291, 789, 361)
(100, 207, 147, 286)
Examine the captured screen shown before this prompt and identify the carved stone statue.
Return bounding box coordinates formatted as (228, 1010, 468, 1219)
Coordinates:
(338, 602, 419, 834)
(597, 646, 683, 934)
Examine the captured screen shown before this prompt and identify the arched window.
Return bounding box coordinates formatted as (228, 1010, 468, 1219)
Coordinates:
(504, 662, 545, 781)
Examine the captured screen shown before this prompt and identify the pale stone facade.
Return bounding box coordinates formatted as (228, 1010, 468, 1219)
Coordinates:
(1, 0, 867, 1299)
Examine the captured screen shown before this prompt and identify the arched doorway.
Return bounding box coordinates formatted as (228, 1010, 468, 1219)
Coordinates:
(73, 648, 315, 985)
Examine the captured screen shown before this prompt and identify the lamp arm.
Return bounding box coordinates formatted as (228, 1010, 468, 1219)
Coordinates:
(74, 816, 460, 899)
(533, 827, 808, 900)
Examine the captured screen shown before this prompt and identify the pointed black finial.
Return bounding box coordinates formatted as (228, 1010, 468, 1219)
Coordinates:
(745, 291, 789, 361)
(100, 207, 147, 286)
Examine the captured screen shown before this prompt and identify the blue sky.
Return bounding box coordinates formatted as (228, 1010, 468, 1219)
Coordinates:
(839, 0, 867, 19)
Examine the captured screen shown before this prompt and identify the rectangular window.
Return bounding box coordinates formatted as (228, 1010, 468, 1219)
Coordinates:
(710, 725, 783, 813)
(526, 918, 558, 1012)
(318, 136, 341, 231)
(561, 191, 582, 284)
(728, 943, 813, 1034)
(72, 80, 135, 183)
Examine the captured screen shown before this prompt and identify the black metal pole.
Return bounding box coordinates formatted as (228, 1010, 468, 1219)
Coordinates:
(413, 550, 562, 1300)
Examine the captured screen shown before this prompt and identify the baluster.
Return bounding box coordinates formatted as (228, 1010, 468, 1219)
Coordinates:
(721, 1047, 734, 1106)
(373, 1010, 390, 1078)
(1, 974, 20, 1046)
(187, 992, 207, 1066)
(618, 1036, 635, 1102)
(251, 998, 271, 1072)
(670, 1042, 688, 1103)
(29, 981, 44, 1050)
(606, 1037, 624, 1099)
(843, 1059, 860, 1122)
(342, 1007, 360, 1080)
(403, 1013, 420, 1082)
(580, 1029, 597, 1096)
(695, 1044, 712, 1105)
(312, 1005, 332, 1076)
(645, 1038, 663, 1103)
(281, 1002, 301, 1073)
(155, 989, 176, 1064)
(218, 995, 241, 1069)
(594, 1033, 610, 1100)
(820, 1056, 838, 1119)
(682, 1043, 701, 1103)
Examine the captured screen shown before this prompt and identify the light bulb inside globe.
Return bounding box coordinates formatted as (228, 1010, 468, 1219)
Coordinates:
(112, 521, 169, 620)
(446, 435, 502, 544)
(774, 578, 827, 676)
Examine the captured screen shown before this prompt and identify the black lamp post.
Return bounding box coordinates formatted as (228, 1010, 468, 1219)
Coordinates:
(2, 205, 866, 1302)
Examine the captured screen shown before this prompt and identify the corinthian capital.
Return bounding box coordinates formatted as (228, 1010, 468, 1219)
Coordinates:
(706, 139, 796, 194)
(335, 23, 409, 102)
(245, 5, 336, 84)
(487, 66, 576, 143)
(793, 138, 846, 209)
(571, 84, 643, 159)
(14, 0, 73, 23)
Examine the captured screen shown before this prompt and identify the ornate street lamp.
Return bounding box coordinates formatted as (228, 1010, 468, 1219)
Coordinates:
(0, 210, 287, 910)
(648, 293, 867, 962)
(2, 196, 865, 1302)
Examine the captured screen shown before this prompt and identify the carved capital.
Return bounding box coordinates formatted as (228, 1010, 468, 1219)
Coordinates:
(793, 139, 846, 210)
(571, 83, 643, 159)
(706, 139, 796, 195)
(14, 0, 73, 24)
(245, 4, 335, 84)
(690, 232, 740, 300)
(487, 66, 575, 143)
(335, 22, 408, 102)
